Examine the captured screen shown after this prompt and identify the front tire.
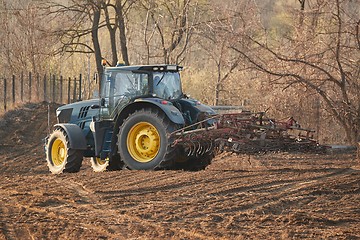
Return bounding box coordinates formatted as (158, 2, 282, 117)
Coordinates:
(46, 128, 83, 174)
(117, 109, 177, 170)
(90, 157, 109, 172)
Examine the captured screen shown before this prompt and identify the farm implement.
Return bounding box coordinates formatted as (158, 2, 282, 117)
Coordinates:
(171, 111, 320, 157)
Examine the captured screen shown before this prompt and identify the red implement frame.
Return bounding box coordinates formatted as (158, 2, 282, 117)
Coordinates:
(170, 112, 321, 156)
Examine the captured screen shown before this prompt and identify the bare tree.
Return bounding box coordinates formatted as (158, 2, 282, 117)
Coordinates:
(193, 0, 258, 105)
(140, 0, 199, 64)
(102, 0, 134, 65)
(197, 29, 242, 106)
(103, 1, 119, 66)
(230, 0, 360, 144)
(115, 0, 132, 65)
(44, 0, 134, 80)
(0, 0, 55, 74)
(44, 0, 102, 79)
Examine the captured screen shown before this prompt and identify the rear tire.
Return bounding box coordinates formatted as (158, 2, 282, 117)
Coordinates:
(117, 109, 177, 170)
(108, 154, 125, 170)
(46, 128, 83, 174)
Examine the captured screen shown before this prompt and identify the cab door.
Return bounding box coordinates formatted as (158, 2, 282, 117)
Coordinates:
(100, 70, 149, 120)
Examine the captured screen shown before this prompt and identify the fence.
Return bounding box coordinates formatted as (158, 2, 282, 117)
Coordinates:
(1, 72, 95, 112)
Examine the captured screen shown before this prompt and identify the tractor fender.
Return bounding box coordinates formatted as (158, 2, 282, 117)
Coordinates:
(54, 123, 87, 150)
(119, 98, 185, 125)
(134, 98, 185, 124)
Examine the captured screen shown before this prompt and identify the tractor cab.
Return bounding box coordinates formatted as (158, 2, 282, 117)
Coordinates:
(100, 64, 183, 119)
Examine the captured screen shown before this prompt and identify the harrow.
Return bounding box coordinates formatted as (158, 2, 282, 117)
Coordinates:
(171, 111, 323, 156)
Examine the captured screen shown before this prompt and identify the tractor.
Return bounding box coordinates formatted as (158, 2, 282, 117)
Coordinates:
(45, 64, 217, 173)
(45, 63, 319, 174)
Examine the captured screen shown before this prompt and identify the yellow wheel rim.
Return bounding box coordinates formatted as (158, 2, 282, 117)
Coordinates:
(51, 138, 67, 166)
(127, 122, 160, 163)
(95, 157, 107, 165)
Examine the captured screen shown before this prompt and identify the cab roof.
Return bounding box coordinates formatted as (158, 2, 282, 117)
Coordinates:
(105, 64, 183, 72)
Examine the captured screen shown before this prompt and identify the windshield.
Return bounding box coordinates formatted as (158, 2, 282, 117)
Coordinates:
(101, 70, 148, 98)
(100, 70, 149, 118)
(153, 72, 182, 99)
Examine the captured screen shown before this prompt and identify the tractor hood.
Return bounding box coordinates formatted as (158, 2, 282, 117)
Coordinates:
(56, 99, 100, 124)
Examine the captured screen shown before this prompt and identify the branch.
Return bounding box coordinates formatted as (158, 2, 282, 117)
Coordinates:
(243, 34, 342, 88)
(230, 45, 346, 128)
(356, 19, 360, 50)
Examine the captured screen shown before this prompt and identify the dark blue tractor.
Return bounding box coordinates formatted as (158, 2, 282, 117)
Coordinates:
(45, 64, 217, 173)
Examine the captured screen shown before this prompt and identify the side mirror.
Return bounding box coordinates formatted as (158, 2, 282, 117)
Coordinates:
(94, 73, 98, 84)
(90, 104, 100, 109)
(100, 98, 106, 107)
(91, 98, 106, 109)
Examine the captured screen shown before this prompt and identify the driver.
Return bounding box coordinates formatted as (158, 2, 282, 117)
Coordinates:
(153, 75, 171, 99)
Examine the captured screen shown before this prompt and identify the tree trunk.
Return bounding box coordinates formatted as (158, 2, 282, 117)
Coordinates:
(109, 30, 118, 66)
(91, 5, 103, 92)
(214, 64, 221, 106)
(116, 0, 129, 65)
(103, 2, 118, 66)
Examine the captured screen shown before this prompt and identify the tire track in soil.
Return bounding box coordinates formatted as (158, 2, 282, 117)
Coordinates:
(61, 179, 211, 239)
(0, 186, 126, 239)
(142, 167, 356, 233)
(0, 189, 44, 240)
(0, 204, 24, 240)
(95, 171, 264, 201)
(200, 168, 357, 215)
(78, 172, 324, 237)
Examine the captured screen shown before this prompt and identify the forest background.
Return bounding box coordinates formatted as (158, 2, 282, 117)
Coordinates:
(0, 0, 359, 145)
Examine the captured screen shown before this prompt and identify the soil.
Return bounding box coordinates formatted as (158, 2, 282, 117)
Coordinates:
(0, 102, 359, 239)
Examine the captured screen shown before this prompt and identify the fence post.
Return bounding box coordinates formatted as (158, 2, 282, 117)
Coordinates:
(36, 73, 40, 101)
(43, 74, 47, 102)
(29, 72, 32, 102)
(357, 142, 360, 166)
(3, 78, 7, 111)
(12, 75, 15, 105)
(79, 73, 82, 101)
(68, 77, 71, 104)
(60, 75, 63, 104)
(21, 72, 24, 102)
(52, 74, 56, 103)
(73, 77, 77, 103)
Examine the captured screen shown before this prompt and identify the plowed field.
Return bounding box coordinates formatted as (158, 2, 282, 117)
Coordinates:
(0, 103, 359, 239)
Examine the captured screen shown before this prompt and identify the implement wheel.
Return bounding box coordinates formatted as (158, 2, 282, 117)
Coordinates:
(46, 128, 83, 174)
(117, 109, 177, 170)
(90, 154, 123, 172)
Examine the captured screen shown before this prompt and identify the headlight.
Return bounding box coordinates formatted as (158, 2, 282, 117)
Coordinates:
(167, 65, 177, 71)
